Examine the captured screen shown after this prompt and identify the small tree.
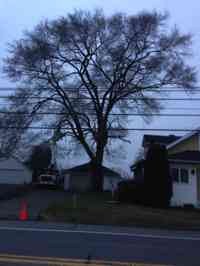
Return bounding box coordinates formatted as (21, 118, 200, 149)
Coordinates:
(144, 143, 172, 208)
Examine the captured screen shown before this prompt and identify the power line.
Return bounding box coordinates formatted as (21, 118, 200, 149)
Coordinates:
(1, 95, 200, 101)
(161, 107, 200, 111)
(2, 111, 200, 117)
(1, 103, 200, 111)
(2, 103, 200, 112)
(0, 86, 200, 92)
(0, 126, 197, 132)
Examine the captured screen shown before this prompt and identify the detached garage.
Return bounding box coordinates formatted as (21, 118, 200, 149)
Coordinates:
(63, 162, 122, 192)
(0, 157, 32, 184)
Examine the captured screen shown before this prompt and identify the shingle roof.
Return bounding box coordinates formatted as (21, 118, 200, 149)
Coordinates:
(143, 134, 181, 147)
(63, 162, 121, 178)
(168, 151, 200, 163)
(167, 129, 199, 150)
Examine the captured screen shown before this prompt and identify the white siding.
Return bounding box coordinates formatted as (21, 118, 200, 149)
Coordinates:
(0, 157, 32, 184)
(171, 165, 197, 206)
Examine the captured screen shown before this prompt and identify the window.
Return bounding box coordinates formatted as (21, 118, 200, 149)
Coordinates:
(191, 169, 195, 175)
(180, 169, 189, 184)
(170, 167, 190, 184)
(171, 168, 179, 183)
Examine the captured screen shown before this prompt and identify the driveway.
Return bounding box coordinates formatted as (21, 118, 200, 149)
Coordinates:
(0, 189, 66, 220)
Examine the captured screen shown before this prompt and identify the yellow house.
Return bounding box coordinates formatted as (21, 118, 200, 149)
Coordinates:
(167, 130, 200, 207)
(167, 132, 199, 155)
(131, 130, 200, 207)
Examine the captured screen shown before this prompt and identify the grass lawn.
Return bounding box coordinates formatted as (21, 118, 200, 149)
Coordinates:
(42, 192, 200, 230)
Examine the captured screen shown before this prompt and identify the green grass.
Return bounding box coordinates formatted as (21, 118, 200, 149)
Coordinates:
(42, 192, 200, 230)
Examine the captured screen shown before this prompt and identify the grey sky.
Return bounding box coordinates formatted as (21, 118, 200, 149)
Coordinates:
(0, 0, 200, 173)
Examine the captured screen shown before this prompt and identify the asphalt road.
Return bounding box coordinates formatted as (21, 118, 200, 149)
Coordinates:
(0, 221, 199, 266)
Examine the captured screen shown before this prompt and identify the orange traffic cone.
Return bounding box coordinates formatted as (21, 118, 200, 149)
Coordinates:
(19, 201, 28, 221)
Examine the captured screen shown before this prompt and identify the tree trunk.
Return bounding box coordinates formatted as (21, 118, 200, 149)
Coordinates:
(90, 142, 105, 192)
(90, 122, 107, 192)
(90, 160, 104, 192)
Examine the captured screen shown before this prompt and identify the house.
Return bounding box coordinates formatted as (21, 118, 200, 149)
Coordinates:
(143, 134, 181, 157)
(131, 130, 200, 207)
(131, 134, 181, 183)
(0, 157, 32, 185)
(63, 162, 122, 192)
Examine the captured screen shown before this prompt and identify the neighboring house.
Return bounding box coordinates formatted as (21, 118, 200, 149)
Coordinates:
(131, 134, 181, 183)
(131, 130, 200, 207)
(143, 134, 181, 157)
(167, 129, 200, 207)
(0, 157, 32, 185)
(168, 151, 200, 206)
(63, 162, 122, 192)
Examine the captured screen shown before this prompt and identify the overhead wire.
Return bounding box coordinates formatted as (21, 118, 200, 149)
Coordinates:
(0, 95, 200, 101)
(0, 126, 198, 133)
(0, 86, 200, 90)
(1, 110, 200, 117)
(0, 87, 199, 133)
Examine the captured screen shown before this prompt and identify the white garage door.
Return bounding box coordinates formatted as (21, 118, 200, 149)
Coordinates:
(0, 158, 32, 184)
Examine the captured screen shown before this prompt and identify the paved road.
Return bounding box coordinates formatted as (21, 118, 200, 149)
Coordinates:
(0, 189, 66, 220)
(0, 222, 199, 266)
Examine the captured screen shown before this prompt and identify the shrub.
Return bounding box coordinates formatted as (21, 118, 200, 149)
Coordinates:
(114, 180, 145, 204)
(143, 144, 172, 208)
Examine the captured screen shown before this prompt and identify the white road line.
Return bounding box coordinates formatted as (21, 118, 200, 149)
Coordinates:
(0, 225, 199, 241)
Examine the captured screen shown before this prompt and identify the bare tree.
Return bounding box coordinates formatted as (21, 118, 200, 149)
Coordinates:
(0, 105, 31, 158)
(3, 10, 196, 191)
(134, 147, 145, 162)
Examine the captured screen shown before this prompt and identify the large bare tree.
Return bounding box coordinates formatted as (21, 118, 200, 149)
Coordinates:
(3, 10, 196, 191)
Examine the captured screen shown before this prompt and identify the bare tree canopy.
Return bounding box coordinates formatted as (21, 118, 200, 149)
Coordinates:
(25, 143, 52, 183)
(3, 9, 196, 191)
(26, 143, 52, 170)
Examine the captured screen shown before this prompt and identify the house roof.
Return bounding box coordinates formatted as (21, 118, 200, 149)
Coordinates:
(0, 156, 32, 173)
(63, 162, 122, 178)
(131, 150, 200, 170)
(167, 128, 200, 150)
(143, 134, 181, 147)
(168, 151, 200, 164)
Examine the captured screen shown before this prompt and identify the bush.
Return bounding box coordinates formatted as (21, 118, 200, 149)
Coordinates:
(114, 180, 145, 204)
(144, 144, 172, 208)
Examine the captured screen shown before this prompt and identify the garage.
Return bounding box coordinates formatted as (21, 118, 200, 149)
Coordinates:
(0, 157, 32, 185)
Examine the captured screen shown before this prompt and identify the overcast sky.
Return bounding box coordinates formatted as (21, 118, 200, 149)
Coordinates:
(0, 0, 200, 173)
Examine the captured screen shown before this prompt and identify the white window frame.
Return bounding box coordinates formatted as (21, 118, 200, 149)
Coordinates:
(171, 167, 190, 184)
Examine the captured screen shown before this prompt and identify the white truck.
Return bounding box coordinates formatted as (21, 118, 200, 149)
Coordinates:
(38, 174, 57, 186)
